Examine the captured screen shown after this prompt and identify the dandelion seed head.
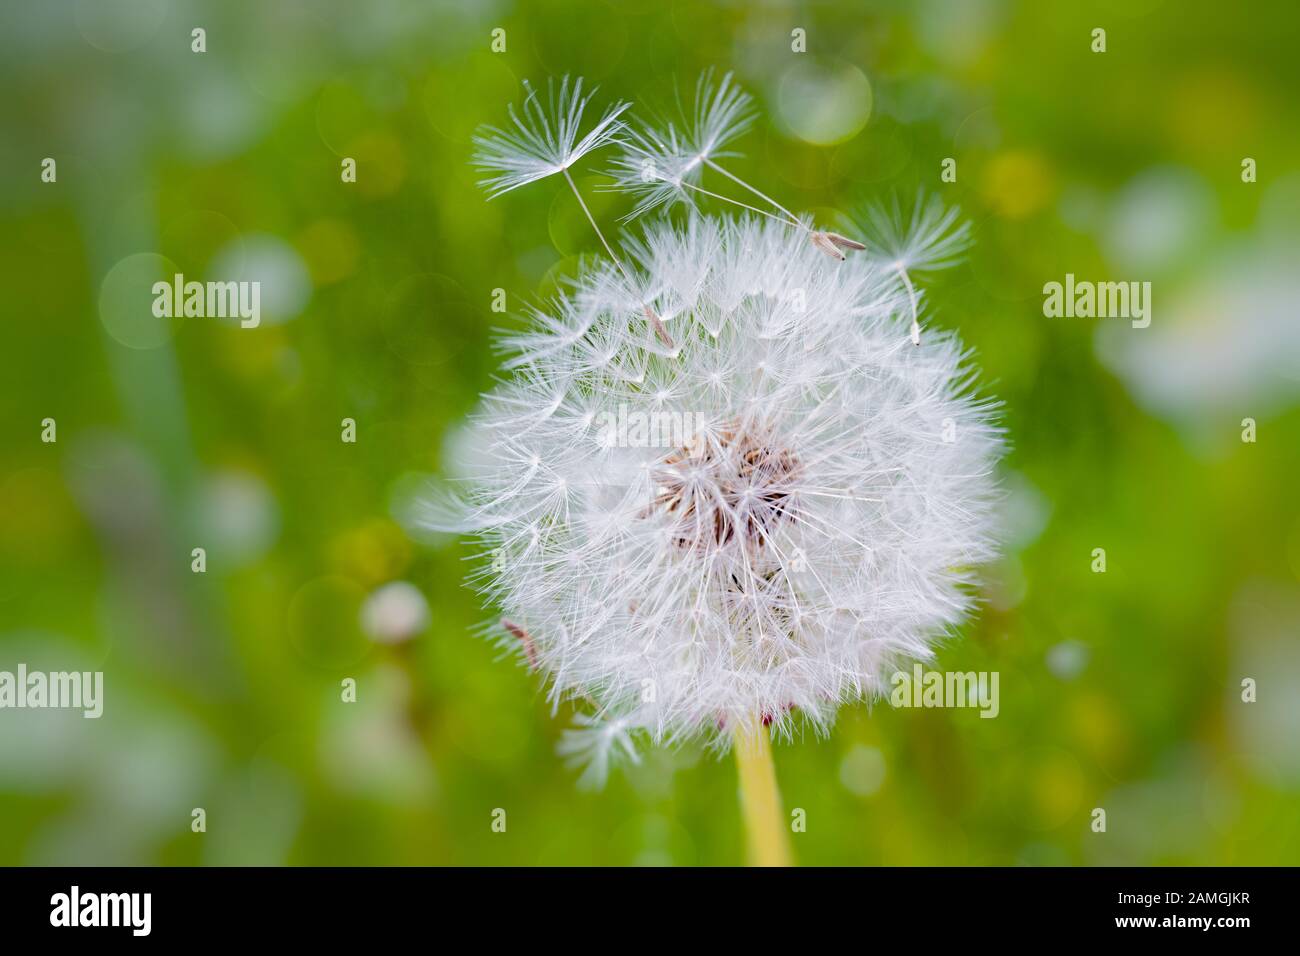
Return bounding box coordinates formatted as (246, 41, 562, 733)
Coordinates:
(430, 214, 1004, 781)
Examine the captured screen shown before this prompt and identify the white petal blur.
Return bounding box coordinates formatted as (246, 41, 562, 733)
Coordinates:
(430, 213, 1004, 775)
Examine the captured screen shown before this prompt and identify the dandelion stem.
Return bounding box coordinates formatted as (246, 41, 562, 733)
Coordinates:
(705, 158, 803, 227)
(894, 262, 921, 345)
(733, 720, 793, 867)
(680, 181, 804, 230)
(563, 168, 674, 348)
(563, 168, 630, 280)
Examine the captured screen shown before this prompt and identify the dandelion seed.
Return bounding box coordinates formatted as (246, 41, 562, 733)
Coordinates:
(611, 72, 872, 270)
(473, 76, 629, 199)
(826, 232, 866, 252)
(810, 231, 847, 260)
(848, 194, 971, 344)
(604, 125, 697, 221)
(474, 77, 671, 346)
(557, 712, 644, 790)
(608, 71, 801, 229)
(684, 69, 757, 162)
(644, 305, 673, 348)
(501, 617, 538, 669)
(854, 193, 972, 274)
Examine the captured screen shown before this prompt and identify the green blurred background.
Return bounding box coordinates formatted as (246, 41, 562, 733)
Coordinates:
(1, 0, 1298, 866)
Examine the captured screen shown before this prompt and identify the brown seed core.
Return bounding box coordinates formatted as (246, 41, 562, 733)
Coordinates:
(650, 423, 800, 551)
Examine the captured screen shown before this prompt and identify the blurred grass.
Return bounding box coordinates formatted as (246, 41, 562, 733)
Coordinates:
(0, 0, 1298, 865)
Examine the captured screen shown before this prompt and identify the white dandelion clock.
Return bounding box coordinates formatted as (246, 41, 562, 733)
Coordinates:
(431, 75, 1004, 866)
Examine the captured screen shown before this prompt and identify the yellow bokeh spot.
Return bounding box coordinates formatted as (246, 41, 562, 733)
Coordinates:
(1031, 749, 1085, 829)
(297, 219, 360, 285)
(0, 468, 79, 564)
(1169, 69, 1261, 158)
(1069, 692, 1130, 766)
(347, 131, 407, 199)
(1286, 516, 1300, 583)
(982, 150, 1054, 219)
(330, 519, 412, 586)
(214, 324, 289, 379)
